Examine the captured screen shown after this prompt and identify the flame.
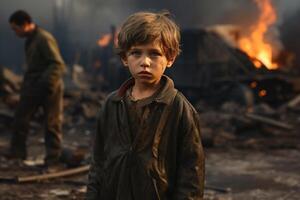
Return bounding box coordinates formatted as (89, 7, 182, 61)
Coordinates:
(97, 30, 119, 48)
(238, 0, 278, 69)
(259, 89, 267, 97)
(97, 34, 112, 47)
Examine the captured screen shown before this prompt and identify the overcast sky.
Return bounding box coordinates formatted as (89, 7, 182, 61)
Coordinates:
(1, 0, 299, 69)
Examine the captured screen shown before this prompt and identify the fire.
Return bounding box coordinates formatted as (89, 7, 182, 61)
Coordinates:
(259, 89, 267, 97)
(97, 34, 112, 47)
(97, 31, 119, 48)
(238, 0, 278, 69)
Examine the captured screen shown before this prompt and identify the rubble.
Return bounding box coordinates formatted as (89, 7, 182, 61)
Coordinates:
(281, 94, 300, 112)
(0, 66, 22, 94)
(0, 66, 21, 109)
(198, 100, 299, 149)
(0, 63, 299, 199)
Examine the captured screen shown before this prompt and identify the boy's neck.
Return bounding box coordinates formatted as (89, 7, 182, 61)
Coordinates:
(131, 79, 162, 100)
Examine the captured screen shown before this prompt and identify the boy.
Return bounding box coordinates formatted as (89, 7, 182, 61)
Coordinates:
(87, 11, 205, 199)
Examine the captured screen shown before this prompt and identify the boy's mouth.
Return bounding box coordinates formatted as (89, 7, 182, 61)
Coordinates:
(138, 71, 152, 75)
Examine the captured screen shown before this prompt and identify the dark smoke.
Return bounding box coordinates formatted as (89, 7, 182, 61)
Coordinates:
(280, 10, 300, 67)
(1, 0, 300, 70)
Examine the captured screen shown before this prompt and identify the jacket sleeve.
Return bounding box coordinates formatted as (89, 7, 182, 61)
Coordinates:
(174, 105, 205, 200)
(86, 104, 106, 200)
(39, 36, 65, 90)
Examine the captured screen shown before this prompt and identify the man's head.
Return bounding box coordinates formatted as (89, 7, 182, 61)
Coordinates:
(9, 10, 35, 38)
(117, 11, 181, 62)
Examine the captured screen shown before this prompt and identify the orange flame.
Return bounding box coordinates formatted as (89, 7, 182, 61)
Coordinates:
(97, 34, 112, 47)
(238, 0, 278, 69)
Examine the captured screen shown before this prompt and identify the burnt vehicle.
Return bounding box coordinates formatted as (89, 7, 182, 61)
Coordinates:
(166, 29, 295, 106)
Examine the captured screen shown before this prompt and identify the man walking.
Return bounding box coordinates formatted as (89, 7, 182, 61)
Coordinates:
(8, 10, 66, 167)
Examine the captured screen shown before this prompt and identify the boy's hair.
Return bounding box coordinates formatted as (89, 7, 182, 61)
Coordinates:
(117, 11, 181, 60)
(9, 10, 32, 26)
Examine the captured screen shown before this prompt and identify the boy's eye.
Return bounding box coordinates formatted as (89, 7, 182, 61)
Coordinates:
(129, 50, 141, 56)
(149, 51, 162, 57)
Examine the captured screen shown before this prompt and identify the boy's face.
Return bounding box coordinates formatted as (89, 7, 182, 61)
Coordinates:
(122, 42, 174, 86)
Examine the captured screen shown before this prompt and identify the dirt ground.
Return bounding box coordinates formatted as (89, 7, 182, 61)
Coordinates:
(205, 148, 300, 200)
(0, 123, 299, 200)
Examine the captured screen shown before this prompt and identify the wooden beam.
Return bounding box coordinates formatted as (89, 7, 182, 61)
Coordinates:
(245, 113, 293, 130)
(16, 165, 90, 183)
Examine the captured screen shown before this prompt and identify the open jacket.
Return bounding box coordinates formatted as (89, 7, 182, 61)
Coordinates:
(87, 76, 205, 200)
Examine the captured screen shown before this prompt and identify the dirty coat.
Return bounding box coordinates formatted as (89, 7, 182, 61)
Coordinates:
(87, 76, 205, 200)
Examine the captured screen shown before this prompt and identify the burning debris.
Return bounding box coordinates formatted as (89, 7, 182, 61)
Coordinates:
(238, 0, 280, 69)
(208, 0, 296, 72)
(168, 27, 298, 107)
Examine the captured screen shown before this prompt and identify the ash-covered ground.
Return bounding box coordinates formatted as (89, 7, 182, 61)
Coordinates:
(0, 70, 299, 199)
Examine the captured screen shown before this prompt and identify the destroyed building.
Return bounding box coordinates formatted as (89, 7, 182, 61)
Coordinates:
(168, 28, 297, 106)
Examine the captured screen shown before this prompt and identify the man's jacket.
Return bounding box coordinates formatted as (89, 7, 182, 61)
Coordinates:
(22, 27, 65, 95)
(87, 76, 205, 200)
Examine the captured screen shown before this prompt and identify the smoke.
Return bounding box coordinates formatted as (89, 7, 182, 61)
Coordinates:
(1, 0, 300, 69)
(276, 0, 300, 21)
(279, 9, 300, 67)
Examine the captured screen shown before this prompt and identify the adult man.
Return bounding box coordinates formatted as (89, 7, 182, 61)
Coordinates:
(8, 10, 66, 166)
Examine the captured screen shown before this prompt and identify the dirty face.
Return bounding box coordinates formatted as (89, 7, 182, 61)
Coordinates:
(122, 42, 174, 87)
(10, 22, 28, 38)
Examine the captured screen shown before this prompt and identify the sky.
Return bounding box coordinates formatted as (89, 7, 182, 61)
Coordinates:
(1, 0, 299, 70)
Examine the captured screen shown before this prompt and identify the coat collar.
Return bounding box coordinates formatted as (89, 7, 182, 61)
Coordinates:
(111, 75, 177, 105)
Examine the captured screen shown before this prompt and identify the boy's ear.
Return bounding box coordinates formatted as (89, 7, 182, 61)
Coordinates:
(166, 57, 176, 68)
(121, 57, 128, 67)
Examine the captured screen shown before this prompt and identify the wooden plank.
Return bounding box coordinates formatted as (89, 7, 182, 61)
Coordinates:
(245, 113, 293, 130)
(287, 94, 300, 108)
(16, 165, 90, 183)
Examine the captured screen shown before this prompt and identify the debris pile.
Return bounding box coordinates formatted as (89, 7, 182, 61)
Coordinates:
(0, 51, 299, 199)
(197, 100, 300, 149)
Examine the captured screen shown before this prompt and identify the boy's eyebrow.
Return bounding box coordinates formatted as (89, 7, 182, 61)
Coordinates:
(129, 47, 141, 51)
(148, 48, 162, 52)
(130, 47, 162, 52)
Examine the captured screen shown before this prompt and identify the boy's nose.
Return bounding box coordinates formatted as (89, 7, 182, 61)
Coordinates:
(140, 55, 151, 67)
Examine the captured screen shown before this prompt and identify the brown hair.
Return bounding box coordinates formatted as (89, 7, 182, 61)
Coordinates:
(117, 11, 181, 60)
